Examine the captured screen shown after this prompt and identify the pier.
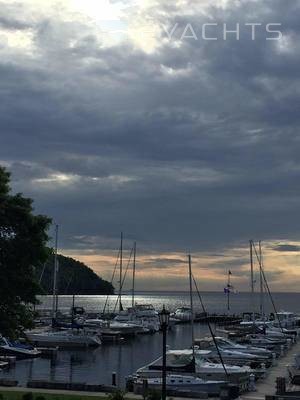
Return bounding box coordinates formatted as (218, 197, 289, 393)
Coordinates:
(241, 338, 300, 400)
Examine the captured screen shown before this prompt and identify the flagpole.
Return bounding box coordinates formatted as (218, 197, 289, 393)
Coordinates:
(52, 224, 59, 320)
(250, 240, 255, 322)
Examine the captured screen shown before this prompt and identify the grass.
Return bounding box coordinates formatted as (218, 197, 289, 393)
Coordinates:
(0, 391, 110, 400)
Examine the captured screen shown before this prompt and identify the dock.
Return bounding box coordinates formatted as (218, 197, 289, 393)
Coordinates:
(240, 338, 300, 400)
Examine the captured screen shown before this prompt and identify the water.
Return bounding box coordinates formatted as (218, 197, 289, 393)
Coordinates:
(1, 291, 300, 387)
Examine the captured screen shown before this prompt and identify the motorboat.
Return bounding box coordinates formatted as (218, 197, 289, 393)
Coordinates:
(206, 336, 275, 360)
(194, 337, 272, 369)
(25, 329, 101, 348)
(136, 349, 250, 390)
(131, 304, 158, 318)
(243, 334, 289, 354)
(114, 305, 160, 333)
(108, 320, 145, 335)
(218, 324, 264, 341)
(241, 310, 300, 330)
(171, 307, 193, 322)
(240, 320, 297, 339)
(84, 318, 144, 336)
(0, 336, 41, 359)
(274, 312, 300, 329)
(133, 374, 228, 396)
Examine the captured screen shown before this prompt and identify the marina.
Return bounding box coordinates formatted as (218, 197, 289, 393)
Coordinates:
(0, 236, 300, 399)
(1, 206, 300, 400)
(0, 0, 299, 398)
(0, 292, 300, 399)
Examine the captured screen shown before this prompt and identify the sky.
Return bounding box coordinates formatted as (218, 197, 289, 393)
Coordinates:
(1, 0, 300, 292)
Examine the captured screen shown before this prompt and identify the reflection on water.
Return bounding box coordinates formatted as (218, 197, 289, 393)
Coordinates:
(1, 324, 209, 387)
(1, 291, 300, 387)
(34, 291, 300, 316)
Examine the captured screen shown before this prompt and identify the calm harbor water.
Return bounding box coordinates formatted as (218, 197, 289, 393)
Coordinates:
(1, 291, 300, 387)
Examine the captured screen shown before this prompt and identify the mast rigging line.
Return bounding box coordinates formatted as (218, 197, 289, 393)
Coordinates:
(102, 249, 120, 315)
(252, 242, 284, 333)
(39, 262, 47, 285)
(191, 272, 229, 377)
(113, 246, 134, 313)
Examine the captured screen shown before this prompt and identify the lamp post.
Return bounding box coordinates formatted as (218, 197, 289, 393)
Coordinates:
(159, 305, 170, 400)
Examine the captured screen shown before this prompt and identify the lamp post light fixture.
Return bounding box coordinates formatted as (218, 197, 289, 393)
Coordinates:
(159, 305, 170, 400)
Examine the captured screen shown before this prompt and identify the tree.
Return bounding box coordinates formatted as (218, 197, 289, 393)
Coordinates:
(0, 166, 52, 338)
(37, 254, 114, 295)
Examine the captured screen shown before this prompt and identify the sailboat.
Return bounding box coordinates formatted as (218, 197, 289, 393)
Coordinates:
(25, 329, 101, 347)
(84, 235, 144, 337)
(26, 225, 102, 348)
(240, 241, 299, 343)
(113, 239, 160, 333)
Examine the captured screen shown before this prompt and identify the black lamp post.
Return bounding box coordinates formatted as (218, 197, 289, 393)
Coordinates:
(159, 305, 170, 400)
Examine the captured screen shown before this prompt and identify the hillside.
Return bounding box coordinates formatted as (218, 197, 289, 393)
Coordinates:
(37, 254, 114, 295)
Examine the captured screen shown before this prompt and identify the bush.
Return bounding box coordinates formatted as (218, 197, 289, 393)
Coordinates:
(108, 389, 126, 400)
(22, 393, 34, 400)
(145, 389, 161, 400)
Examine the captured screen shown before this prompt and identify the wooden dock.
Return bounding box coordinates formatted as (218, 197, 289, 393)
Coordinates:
(240, 339, 300, 400)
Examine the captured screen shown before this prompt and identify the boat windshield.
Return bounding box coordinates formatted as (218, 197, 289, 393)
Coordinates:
(176, 307, 191, 312)
(218, 338, 235, 346)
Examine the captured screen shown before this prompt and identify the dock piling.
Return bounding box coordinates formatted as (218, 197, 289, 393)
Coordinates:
(112, 372, 116, 386)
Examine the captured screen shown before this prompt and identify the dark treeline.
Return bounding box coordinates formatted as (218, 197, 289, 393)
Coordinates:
(37, 254, 114, 295)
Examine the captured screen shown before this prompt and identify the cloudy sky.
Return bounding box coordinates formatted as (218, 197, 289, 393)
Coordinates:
(1, 0, 300, 291)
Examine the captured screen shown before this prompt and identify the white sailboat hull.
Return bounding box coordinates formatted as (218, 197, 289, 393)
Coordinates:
(26, 331, 101, 348)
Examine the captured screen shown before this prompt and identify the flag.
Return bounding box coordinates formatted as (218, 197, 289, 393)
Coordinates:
(224, 284, 237, 294)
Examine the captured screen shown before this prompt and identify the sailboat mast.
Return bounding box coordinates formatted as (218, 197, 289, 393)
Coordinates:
(71, 294, 75, 323)
(132, 242, 136, 307)
(250, 240, 255, 321)
(227, 271, 231, 312)
(52, 224, 59, 319)
(188, 254, 195, 359)
(119, 232, 123, 311)
(259, 241, 264, 320)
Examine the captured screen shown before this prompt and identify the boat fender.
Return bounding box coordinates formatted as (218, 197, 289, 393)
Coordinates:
(261, 363, 266, 379)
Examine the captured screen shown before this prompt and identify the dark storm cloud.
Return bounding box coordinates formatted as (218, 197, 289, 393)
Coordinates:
(273, 244, 300, 252)
(206, 257, 250, 272)
(1, 0, 300, 260)
(142, 257, 186, 270)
